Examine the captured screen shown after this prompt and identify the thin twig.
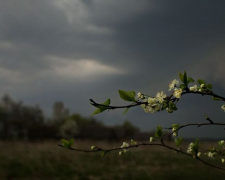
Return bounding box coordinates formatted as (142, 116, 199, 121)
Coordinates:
(165, 120, 225, 137)
(90, 91, 225, 111)
(58, 141, 225, 171)
(90, 99, 144, 109)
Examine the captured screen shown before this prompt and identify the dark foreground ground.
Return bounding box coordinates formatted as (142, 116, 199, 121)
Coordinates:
(0, 140, 225, 180)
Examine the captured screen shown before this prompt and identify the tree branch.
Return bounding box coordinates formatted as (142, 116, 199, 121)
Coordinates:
(90, 91, 225, 111)
(90, 99, 144, 109)
(165, 117, 225, 137)
(58, 141, 225, 171)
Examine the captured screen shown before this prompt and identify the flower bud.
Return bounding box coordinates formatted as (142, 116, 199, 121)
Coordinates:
(197, 152, 201, 157)
(149, 137, 154, 142)
(137, 92, 142, 98)
(91, 146, 98, 150)
(173, 132, 177, 137)
(119, 151, 124, 155)
(221, 105, 225, 112)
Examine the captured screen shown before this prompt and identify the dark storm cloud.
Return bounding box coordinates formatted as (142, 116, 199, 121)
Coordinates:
(110, 1, 225, 67)
(0, 0, 224, 137)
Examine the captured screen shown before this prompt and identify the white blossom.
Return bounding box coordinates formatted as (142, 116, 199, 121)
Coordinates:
(221, 105, 225, 112)
(187, 148, 192, 154)
(148, 97, 157, 104)
(173, 88, 182, 98)
(91, 146, 97, 150)
(149, 137, 154, 142)
(145, 104, 160, 113)
(172, 132, 177, 137)
(189, 85, 198, 92)
(189, 142, 194, 148)
(144, 97, 160, 113)
(197, 152, 201, 157)
(121, 142, 129, 148)
(207, 152, 216, 158)
(169, 79, 179, 91)
(119, 151, 123, 155)
(137, 92, 142, 98)
(137, 92, 144, 99)
(187, 142, 194, 154)
(155, 91, 167, 103)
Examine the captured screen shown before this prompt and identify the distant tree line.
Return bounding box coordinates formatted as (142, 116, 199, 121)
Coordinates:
(0, 94, 154, 141)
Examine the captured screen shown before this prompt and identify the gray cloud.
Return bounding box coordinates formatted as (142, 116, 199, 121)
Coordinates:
(0, 0, 224, 138)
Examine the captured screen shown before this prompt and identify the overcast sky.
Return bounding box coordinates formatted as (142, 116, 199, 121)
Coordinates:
(0, 0, 225, 138)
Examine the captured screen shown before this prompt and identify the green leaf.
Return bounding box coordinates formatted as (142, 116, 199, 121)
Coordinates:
(175, 137, 183, 147)
(172, 124, 179, 129)
(92, 108, 102, 115)
(130, 139, 137, 145)
(218, 140, 224, 146)
(169, 102, 177, 111)
(183, 71, 187, 85)
(155, 126, 163, 138)
(187, 77, 195, 84)
(212, 96, 223, 101)
(207, 84, 213, 89)
(161, 103, 168, 110)
(179, 71, 188, 85)
(61, 139, 70, 148)
(92, 98, 111, 115)
(179, 84, 186, 90)
(61, 138, 74, 148)
(118, 90, 136, 102)
(69, 138, 74, 147)
(123, 108, 130, 115)
(192, 139, 200, 155)
(179, 72, 184, 82)
(197, 79, 206, 86)
(101, 150, 107, 157)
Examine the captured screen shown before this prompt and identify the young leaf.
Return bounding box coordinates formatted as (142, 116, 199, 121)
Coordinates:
(207, 84, 213, 89)
(101, 150, 107, 157)
(187, 77, 195, 84)
(101, 98, 111, 107)
(212, 96, 223, 101)
(172, 124, 179, 130)
(179, 84, 186, 90)
(161, 103, 168, 110)
(155, 126, 163, 138)
(192, 139, 200, 155)
(92, 108, 101, 115)
(123, 108, 130, 115)
(92, 98, 111, 115)
(179, 72, 184, 82)
(69, 138, 74, 147)
(169, 102, 177, 111)
(175, 137, 183, 147)
(197, 79, 206, 86)
(61, 139, 70, 148)
(130, 139, 137, 145)
(118, 90, 136, 102)
(183, 71, 187, 85)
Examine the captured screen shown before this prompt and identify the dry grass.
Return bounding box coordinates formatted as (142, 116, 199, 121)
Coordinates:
(0, 140, 225, 180)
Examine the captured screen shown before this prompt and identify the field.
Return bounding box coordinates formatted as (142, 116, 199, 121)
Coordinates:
(0, 140, 225, 180)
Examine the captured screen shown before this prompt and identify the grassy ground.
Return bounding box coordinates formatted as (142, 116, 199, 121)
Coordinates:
(0, 140, 225, 180)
